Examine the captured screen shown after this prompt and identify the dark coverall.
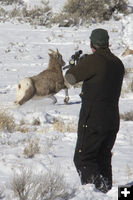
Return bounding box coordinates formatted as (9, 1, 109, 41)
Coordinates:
(65, 48, 125, 192)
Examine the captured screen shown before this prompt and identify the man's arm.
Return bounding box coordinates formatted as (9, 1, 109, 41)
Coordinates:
(65, 55, 95, 85)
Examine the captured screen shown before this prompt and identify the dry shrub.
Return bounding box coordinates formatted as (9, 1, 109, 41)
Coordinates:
(53, 119, 77, 133)
(0, 0, 23, 5)
(0, 7, 7, 18)
(32, 118, 40, 126)
(52, 13, 75, 27)
(10, 168, 71, 200)
(126, 164, 133, 181)
(11, 168, 33, 200)
(121, 79, 133, 97)
(14, 118, 39, 133)
(54, 0, 129, 26)
(0, 0, 130, 26)
(36, 126, 51, 134)
(0, 109, 32, 133)
(9, 7, 22, 18)
(22, 4, 52, 26)
(24, 139, 40, 158)
(41, 138, 54, 155)
(0, 1, 52, 26)
(15, 125, 30, 133)
(120, 111, 133, 121)
(0, 109, 15, 132)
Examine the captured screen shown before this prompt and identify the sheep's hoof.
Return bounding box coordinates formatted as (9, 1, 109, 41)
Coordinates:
(64, 96, 70, 104)
(14, 101, 20, 107)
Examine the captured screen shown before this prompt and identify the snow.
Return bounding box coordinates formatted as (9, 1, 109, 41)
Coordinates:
(0, 0, 133, 199)
(23, 0, 65, 12)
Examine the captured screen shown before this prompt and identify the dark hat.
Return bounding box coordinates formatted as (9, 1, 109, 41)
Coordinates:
(90, 28, 109, 46)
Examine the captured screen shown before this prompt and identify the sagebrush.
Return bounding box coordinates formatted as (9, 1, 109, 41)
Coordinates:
(0, 109, 15, 132)
(0, 0, 23, 5)
(10, 168, 71, 200)
(0, 0, 52, 26)
(54, 0, 129, 26)
(24, 139, 40, 158)
(120, 111, 133, 121)
(0, 0, 130, 27)
(53, 119, 77, 133)
(121, 78, 133, 97)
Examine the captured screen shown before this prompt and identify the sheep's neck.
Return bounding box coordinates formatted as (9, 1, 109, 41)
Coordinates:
(48, 59, 61, 70)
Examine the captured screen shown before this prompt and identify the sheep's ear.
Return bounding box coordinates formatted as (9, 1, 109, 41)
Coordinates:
(56, 49, 61, 58)
(49, 49, 55, 53)
(48, 49, 54, 57)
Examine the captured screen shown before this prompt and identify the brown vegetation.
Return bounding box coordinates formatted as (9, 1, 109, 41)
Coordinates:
(0, 0, 52, 26)
(0, 0, 129, 27)
(120, 111, 133, 121)
(10, 168, 71, 200)
(24, 139, 40, 158)
(53, 119, 77, 133)
(53, 0, 129, 26)
(0, 109, 15, 132)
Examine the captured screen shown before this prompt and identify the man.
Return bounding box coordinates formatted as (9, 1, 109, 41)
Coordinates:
(65, 28, 125, 193)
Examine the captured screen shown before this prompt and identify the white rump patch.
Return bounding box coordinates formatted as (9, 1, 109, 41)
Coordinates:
(16, 77, 33, 102)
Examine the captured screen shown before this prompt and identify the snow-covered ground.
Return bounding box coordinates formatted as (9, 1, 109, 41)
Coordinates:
(0, 0, 133, 199)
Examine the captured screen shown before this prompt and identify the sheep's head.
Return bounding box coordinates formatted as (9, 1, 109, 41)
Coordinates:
(48, 49, 66, 67)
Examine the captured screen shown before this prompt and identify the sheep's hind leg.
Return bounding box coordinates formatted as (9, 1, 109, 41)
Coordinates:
(15, 87, 34, 105)
(50, 95, 57, 104)
(64, 88, 69, 104)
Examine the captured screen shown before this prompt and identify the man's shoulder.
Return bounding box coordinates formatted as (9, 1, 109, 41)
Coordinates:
(79, 53, 95, 63)
(111, 52, 124, 65)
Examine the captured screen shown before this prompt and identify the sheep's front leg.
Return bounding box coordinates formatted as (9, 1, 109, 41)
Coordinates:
(64, 87, 69, 104)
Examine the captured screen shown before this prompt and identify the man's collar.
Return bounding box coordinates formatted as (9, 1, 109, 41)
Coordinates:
(94, 48, 111, 55)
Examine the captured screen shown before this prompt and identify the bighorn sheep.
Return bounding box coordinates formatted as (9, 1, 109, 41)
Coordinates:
(15, 49, 69, 105)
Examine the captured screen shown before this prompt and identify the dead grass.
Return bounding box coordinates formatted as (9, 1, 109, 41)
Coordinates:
(0, 0, 23, 5)
(0, 1, 52, 27)
(121, 79, 133, 97)
(53, 0, 129, 26)
(24, 139, 40, 158)
(10, 167, 71, 200)
(53, 119, 77, 133)
(0, 109, 16, 132)
(0, 0, 130, 27)
(0, 109, 38, 134)
(120, 111, 133, 121)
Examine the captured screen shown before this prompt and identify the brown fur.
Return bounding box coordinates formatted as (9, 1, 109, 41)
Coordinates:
(122, 46, 133, 57)
(18, 85, 35, 105)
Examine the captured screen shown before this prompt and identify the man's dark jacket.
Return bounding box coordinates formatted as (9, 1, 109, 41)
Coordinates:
(65, 48, 125, 140)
